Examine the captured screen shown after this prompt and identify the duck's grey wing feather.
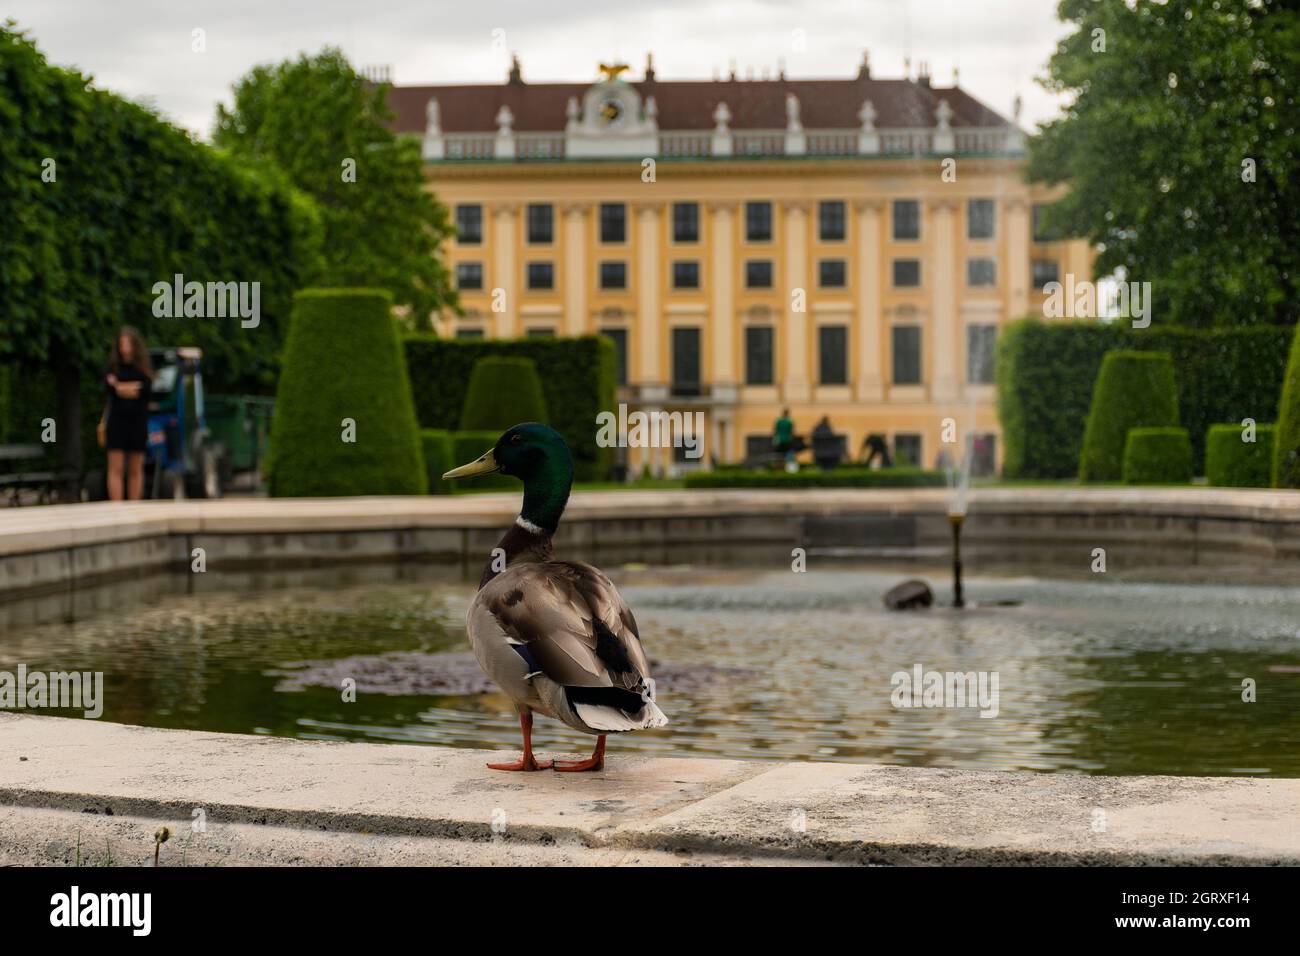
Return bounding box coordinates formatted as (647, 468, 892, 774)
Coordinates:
(481, 561, 650, 691)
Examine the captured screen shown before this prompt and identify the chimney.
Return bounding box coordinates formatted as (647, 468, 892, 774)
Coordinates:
(918, 60, 931, 87)
(645, 52, 656, 82)
(508, 53, 523, 85)
(857, 50, 870, 80)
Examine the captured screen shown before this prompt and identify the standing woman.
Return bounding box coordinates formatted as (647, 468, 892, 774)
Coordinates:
(104, 327, 154, 501)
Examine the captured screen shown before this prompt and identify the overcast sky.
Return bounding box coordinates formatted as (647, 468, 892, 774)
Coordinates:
(9, 0, 1072, 138)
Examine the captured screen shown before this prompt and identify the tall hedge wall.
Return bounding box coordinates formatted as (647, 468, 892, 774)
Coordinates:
(404, 335, 617, 482)
(268, 289, 426, 496)
(998, 319, 1291, 478)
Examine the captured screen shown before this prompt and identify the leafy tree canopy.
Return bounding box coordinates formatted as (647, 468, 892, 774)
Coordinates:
(1029, 0, 1299, 326)
(213, 49, 458, 329)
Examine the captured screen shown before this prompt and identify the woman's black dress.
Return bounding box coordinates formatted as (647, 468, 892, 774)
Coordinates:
(105, 364, 152, 452)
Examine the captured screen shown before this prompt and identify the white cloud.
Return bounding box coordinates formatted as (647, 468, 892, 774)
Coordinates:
(7, 0, 1072, 138)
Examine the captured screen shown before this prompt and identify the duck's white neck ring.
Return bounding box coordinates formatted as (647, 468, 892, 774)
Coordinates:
(515, 515, 548, 535)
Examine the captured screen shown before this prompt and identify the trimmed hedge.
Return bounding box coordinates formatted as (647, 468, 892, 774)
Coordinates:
(1122, 427, 1193, 485)
(420, 429, 455, 495)
(684, 467, 946, 489)
(460, 357, 549, 431)
(405, 335, 616, 482)
(998, 319, 1291, 478)
(1078, 351, 1180, 482)
(1206, 423, 1276, 488)
(450, 430, 517, 491)
(267, 289, 426, 496)
(1275, 322, 1300, 488)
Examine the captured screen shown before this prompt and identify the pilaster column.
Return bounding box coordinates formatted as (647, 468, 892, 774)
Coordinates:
(781, 200, 810, 403)
(927, 197, 958, 403)
(490, 202, 518, 338)
(853, 199, 884, 402)
(634, 202, 663, 391)
(1005, 197, 1031, 321)
(708, 202, 737, 388)
(562, 203, 588, 336)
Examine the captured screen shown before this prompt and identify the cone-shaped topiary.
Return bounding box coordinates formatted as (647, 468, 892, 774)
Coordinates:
(1121, 427, 1192, 484)
(1273, 322, 1300, 488)
(267, 289, 426, 496)
(459, 356, 549, 432)
(1207, 423, 1276, 488)
(1079, 350, 1180, 482)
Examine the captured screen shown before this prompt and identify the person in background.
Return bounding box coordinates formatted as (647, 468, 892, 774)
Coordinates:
(104, 327, 154, 501)
(773, 408, 796, 471)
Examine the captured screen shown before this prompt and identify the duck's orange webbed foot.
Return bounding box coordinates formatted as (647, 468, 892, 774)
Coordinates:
(552, 734, 606, 772)
(487, 755, 553, 771)
(488, 709, 552, 771)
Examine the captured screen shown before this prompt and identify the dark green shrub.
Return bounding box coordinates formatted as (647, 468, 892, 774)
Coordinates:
(1274, 323, 1300, 488)
(1122, 427, 1193, 484)
(998, 319, 1290, 478)
(450, 430, 516, 491)
(267, 289, 426, 496)
(1206, 423, 1276, 488)
(684, 468, 946, 489)
(459, 357, 549, 431)
(404, 335, 617, 481)
(420, 429, 455, 495)
(1079, 351, 1180, 482)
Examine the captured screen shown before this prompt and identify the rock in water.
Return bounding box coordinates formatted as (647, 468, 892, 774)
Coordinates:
(884, 580, 934, 610)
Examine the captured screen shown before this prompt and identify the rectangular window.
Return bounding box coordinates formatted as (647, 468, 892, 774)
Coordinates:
(967, 257, 996, 287)
(455, 262, 483, 290)
(967, 324, 997, 384)
(599, 327, 628, 386)
(599, 203, 626, 243)
(526, 261, 554, 290)
(599, 261, 627, 290)
(672, 202, 699, 243)
(455, 327, 485, 340)
(818, 200, 846, 241)
(455, 204, 482, 244)
(1033, 203, 1060, 242)
(1032, 258, 1060, 290)
(818, 259, 847, 288)
(894, 433, 922, 468)
(745, 326, 774, 385)
(892, 199, 920, 240)
(671, 327, 702, 396)
(745, 259, 773, 289)
(967, 199, 996, 240)
(892, 259, 921, 287)
(892, 325, 922, 384)
(526, 327, 555, 338)
(818, 325, 848, 385)
(672, 260, 700, 290)
(526, 203, 553, 244)
(745, 201, 773, 242)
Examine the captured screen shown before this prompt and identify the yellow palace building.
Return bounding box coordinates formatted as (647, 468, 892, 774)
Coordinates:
(389, 54, 1091, 474)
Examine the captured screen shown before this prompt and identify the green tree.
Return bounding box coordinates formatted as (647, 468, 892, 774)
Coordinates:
(213, 49, 458, 330)
(0, 22, 321, 481)
(1029, 0, 1299, 327)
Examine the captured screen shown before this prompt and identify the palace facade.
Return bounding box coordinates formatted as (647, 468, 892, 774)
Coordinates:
(388, 55, 1091, 473)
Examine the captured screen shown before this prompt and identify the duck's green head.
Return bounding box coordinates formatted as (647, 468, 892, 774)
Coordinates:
(443, 422, 573, 532)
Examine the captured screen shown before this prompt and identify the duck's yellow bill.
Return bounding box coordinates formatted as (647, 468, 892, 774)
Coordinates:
(443, 449, 500, 480)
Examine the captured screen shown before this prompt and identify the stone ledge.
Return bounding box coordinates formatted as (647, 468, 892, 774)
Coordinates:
(1, 714, 1295, 866)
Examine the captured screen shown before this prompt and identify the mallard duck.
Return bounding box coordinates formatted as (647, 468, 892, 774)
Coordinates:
(443, 422, 668, 771)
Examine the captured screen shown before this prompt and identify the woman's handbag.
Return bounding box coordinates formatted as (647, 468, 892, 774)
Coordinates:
(96, 405, 108, 449)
